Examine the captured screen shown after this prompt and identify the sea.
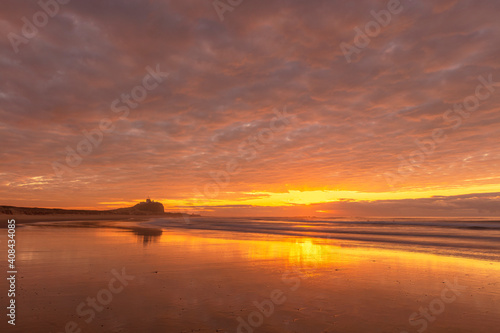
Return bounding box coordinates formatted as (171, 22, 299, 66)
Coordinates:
(146, 216, 500, 261)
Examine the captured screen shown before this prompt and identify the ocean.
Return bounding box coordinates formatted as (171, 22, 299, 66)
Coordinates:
(147, 216, 500, 261)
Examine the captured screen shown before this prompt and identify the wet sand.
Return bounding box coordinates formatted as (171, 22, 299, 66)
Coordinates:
(1, 220, 499, 332)
(0, 214, 157, 227)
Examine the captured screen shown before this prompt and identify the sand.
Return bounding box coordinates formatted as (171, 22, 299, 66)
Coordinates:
(0, 214, 155, 227)
(1, 219, 499, 332)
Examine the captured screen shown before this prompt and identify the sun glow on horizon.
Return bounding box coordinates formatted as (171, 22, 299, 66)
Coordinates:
(163, 183, 500, 209)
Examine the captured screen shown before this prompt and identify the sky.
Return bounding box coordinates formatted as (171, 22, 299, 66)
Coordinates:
(0, 0, 499, 217)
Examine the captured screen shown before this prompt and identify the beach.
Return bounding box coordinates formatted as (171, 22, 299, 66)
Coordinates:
(3, 0, 500, 331)
(1, 217, 499, 332)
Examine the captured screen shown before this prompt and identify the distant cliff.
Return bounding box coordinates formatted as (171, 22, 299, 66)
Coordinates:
(112, 199, 165, 215)
(0, 199, 199, 217)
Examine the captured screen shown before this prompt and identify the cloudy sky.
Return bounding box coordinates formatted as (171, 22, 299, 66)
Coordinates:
(1, 0, 499, 216)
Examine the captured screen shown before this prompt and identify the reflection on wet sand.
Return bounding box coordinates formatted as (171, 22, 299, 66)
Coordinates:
(24, 220, 163, 246)
(133, 227, 163, 246)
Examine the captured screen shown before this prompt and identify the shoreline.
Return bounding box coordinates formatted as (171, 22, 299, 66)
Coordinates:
(0, 214, 171, 227)
(10, 216, 500, 263)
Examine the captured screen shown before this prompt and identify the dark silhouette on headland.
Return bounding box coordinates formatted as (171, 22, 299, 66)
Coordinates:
(0, 198, 199, 217)
(112, 198, 166, 215)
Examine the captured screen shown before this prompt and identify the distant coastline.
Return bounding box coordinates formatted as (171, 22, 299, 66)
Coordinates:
(0, 199, 199, 226)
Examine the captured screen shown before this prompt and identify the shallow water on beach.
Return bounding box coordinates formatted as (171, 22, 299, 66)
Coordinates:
(1, 220, 499, 332)
(148, 216, 500, 261)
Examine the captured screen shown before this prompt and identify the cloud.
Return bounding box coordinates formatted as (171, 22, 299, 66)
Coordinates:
(191, 192, 500, 217)
(314, 192, 500, 217)
(0, 0, 499, 214)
